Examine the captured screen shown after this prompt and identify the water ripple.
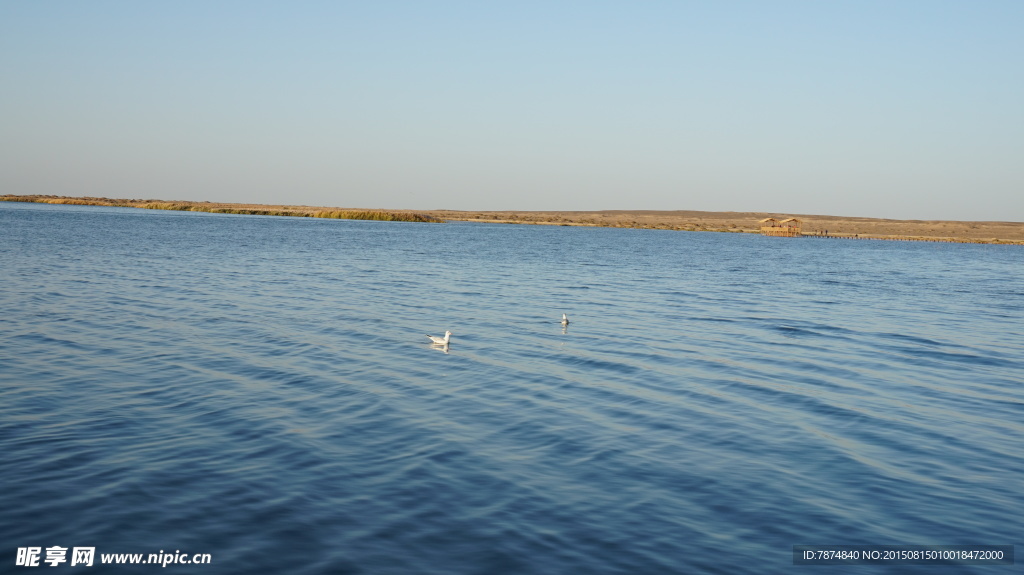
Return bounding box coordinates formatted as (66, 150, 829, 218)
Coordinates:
(1, 203, 1022, 574)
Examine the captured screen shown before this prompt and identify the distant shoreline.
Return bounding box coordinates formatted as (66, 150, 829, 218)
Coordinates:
(4, 195, 1022, 245)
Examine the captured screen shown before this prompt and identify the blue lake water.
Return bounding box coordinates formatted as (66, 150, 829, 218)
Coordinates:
(1, 201, 1021, 574)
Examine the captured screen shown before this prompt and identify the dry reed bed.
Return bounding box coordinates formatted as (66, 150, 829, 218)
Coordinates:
(1, 196, 440, 223)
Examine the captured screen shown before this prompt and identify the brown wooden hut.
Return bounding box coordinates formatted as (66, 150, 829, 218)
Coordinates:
(760, 217, 802, 237)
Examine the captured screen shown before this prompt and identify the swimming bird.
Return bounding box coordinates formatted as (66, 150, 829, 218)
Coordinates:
(426, 331, 452, 345)
(561, 313, 570, 326)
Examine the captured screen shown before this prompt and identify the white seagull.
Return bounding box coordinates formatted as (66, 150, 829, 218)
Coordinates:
(426, 331, 452, 345)
(561, 313, 570, 326)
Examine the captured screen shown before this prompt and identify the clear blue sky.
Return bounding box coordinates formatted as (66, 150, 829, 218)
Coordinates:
(2, 1, 1022, 220)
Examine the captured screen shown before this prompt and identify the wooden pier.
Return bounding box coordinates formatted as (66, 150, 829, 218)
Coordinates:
(803, 232, 1005, 243)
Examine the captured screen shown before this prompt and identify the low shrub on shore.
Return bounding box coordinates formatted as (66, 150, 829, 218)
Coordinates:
(312, 210, 439, 223)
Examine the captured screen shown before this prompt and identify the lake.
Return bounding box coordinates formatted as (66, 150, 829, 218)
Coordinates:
(1, 201, 1021, 574)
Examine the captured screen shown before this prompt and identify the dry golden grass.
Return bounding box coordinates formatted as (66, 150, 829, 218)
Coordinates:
(312, 210, 439, 222)
(2, 195, 439, 223)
